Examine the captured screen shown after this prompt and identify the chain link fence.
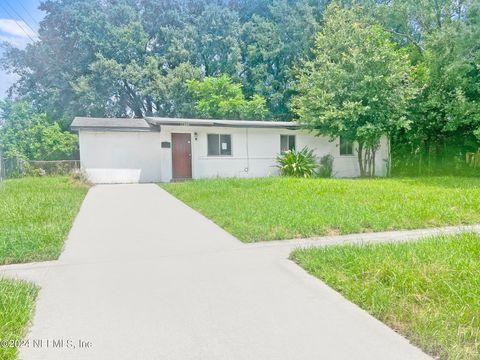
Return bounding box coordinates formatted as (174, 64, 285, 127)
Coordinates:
(0, 156, 80, 181)
(28, 160, 80, 175)
(0, 156, 27, 181)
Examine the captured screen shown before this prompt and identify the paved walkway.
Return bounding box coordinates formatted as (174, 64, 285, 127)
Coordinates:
(0, 184, 443, 359)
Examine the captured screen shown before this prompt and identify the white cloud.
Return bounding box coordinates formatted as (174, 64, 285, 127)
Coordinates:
(0, 18, 39, 99)
(0, 18, 38, 49)
(0, 18, 36, 39)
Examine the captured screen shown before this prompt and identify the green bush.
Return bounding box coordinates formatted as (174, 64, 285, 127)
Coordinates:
(276, 147, 318, 178)
(0, 100, 78, 161)
(318, 154, 334, 178)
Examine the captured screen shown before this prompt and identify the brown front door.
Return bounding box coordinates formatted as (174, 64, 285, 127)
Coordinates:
(171, 133, 192, 179)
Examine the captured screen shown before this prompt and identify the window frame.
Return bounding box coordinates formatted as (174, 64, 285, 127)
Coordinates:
(339, 137, 354, 156)
(207, 133, 232, 156)
(280, 135, 296, 153)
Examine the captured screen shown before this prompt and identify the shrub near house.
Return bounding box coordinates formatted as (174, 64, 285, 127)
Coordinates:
(0, 100, 77, 162)
(276, 147, 319, 178)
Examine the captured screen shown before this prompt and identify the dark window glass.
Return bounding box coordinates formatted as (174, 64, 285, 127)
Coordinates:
(280, 135, 296, 152)
(208, 134, 231, 156)
(208, 134, 220, 156)
(281, 135, 289, 152)
(340, 137, 353, 155)
(288, 135, 296, 151)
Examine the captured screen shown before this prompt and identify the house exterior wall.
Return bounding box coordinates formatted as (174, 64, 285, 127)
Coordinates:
(78, 131, 162, 183)
(78, 126, 389, 183)
(158, 125, 389, 181)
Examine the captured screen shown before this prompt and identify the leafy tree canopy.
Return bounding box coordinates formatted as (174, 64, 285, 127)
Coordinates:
(1, 0, 479, 173)
(292, 4, 416, 176)
(187, 75, 269, 120)
(0, 100, 78, 160)
(1, 0, 320, 120)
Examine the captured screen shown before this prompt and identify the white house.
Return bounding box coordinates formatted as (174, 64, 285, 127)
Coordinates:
(71, 117, 389, 184)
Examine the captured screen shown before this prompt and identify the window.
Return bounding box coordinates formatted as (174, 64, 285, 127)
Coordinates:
(280, 135, 296, 152)
(208, 134, 232, 156)
(339, 137, 353, 156)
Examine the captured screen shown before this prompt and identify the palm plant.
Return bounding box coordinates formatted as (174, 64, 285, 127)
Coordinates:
(276, 147, 319, 178)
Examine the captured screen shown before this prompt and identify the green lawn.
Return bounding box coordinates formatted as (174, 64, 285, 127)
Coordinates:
(291, 233, 480, 359)
(161, 177, 480, 242)
(0, 177, 88, 264)
(0, 279, 39, 360)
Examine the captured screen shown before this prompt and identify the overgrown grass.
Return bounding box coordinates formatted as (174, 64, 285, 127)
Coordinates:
(161, 177, 480, 242)
(0, 177, 88, 264)
(0, 279, 39, 360)
(291, 233, 480, 359)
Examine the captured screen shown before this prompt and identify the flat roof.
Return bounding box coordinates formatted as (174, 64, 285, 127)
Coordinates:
(71, 117, 159, 132)
(71, 116, 301, 131)
(145, 117, 300, 129)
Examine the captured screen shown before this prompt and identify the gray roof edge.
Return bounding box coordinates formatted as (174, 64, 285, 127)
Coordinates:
(71, 126, 159, 133)
(71, 116, 302, 131)
(145, 117, 301, 129)
(71, 117, 159, 132)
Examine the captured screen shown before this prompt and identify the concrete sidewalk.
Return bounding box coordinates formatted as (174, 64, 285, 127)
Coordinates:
(1, 184, 431, 359)
(247, 224, 480, 256)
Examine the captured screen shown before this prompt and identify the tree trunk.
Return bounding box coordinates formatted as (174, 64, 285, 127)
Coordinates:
(433, 0, 443, 28)
(145, 97, 153, 116)
(123, 80, 144, 118)
(358, 141, 380, 177)
(365, 147, 370, 177)
(357, 142, 365, 177)
(372, 148, 376, 177)
(386, 136, 391, 177)
(133, 107, 143, 118)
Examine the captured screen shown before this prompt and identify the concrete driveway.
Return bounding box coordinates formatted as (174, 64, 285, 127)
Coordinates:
(2, 184, 430, 359)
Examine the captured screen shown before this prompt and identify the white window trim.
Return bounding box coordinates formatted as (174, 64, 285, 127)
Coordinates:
(207, 133, 233, 157)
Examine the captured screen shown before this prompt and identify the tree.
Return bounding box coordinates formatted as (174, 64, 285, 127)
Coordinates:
(194, 4, 242, 76)
(292, 4, 416, 176)
(187, 75, 269, 120)
(2, 0, 478, 174)
(1, 0, 319, 121)
(0, 100, 78, 160)
(396, 18, 480, 174)
(72, 56, 203, 118)
(241, 0, 320, 119)
(0, 0, 245, 119)
(361, 0, 480, 174)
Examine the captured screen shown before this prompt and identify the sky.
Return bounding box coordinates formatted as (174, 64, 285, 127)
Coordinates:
(0, 0, 44, 99)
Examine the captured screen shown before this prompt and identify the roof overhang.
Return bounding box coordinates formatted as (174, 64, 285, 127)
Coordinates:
(71, 117, 160, 132)
(145, 117, 301, 129)
(71, 116, 302, 132)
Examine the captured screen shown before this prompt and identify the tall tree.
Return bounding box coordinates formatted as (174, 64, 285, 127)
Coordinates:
(2, 0, 479, 173)
(1, 0, 320, 121)
(366, 0, 480, 174)
(292, 4, 416, 176)
(241, 0, 320, 119)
